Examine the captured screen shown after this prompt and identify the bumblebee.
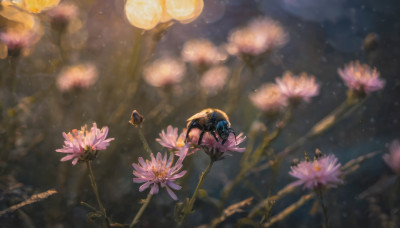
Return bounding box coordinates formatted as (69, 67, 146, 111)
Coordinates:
(185, 108, 236, 145)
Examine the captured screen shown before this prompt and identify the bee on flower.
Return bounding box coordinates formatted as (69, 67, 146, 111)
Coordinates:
(56, 123, 114, 165)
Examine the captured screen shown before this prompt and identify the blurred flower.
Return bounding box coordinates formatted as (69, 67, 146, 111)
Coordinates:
(227, 17, 288, 57)
(125, 0, 163, 30)
(249, 84, 287, 115)
(56, 63, 98, 92)
(188, 128, 246, 161)
(47, 2, 78, 29)
(182, 39, 227, 69)
(143, 57, 185, 88)
(165, 0, 204, 23)
(56, 123, 114, 165)
(289, 154, 343, 190)
(383, 140, 400, 175)
(132, 147, 188, 200)
(0, 29, 36, 57)
(200, 66, 230, 95)
(338, 61, 385, 95)
(10, 0, 60, 13)
(276, 72, 320, 104)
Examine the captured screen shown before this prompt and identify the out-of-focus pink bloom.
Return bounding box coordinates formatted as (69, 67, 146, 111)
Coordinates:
(47, 2, 78, 25)
(56, 63, 98, 92)
(0, 30, 36, 53)
(249, 83, 287, 114)
(132, 147, 188, 200)
(227, 17, 288, 57)
(56, 123, 114, 165)
(200, 66, 230, 95)
(276, 72, 320, 103)
(338, 61, 385, 94)
(289, 154, 343, 190)
(143, 57, 186, 88)
(383, 140, 400, 175)
(188, 128, 246, 161)
(182, 39, 227, 68)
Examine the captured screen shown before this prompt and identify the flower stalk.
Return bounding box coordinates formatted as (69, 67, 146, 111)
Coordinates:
(130, 193, 152, 228)
(179, 159, 214, 225)
(316, 187, 329, 228)
(86, 161, 110, 227)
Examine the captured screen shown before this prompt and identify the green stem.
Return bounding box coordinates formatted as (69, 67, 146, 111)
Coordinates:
(225, 62, 246, 115)
(130, 193, 152, 228)
(136, 127, 153, 156)
(86, 161, 110, 228)
(179, 160, 214, 225)
(316, 188, 329, 228)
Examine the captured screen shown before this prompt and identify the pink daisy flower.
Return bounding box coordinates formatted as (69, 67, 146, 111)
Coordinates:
(56, 63, 98, 92)
(289, 154, 343, 190)
(226, 17, 288, 57)
(383, 140, 400, 175)
(47, 2, 78, 27)
(132, 147, 188, 200)
(276, 72, 320, 104)
(249, 83, 287, 115)
(56, 123, 115, 165)
(0, 30, 36, 57)
(182, 39, 227, 68)
(200, 66, 230, 95)
(187, 128, 246, 161)
(338, 61, 385, 94)
(143, 57, 186, 88)
(156, 125, 198, 156)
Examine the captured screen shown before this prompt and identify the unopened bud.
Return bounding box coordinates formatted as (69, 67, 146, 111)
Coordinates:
(129, 110, 144, 127)
(314, 148, 323, 159)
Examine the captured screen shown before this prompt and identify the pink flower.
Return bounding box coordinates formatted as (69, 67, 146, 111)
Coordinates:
(276, 72, 320, 104)
(56, 123, 115, 165)
(227, 17, 288, 57)
(188, 128, 246, 161)
(182, 39, 227, 68)
(56, 63, 98, 92)
(383, 140, 400, 175)
(156, 125, 198, 156)
(132, 147, 188, 200)
(289, 154, 343, 190)
(200, 66, 230, 95)
(0, 30, 36, 56)
(143, 57, 186, 88)
(47, 2, 78, 25)
(338, 61, 385, 94)
(249, 83, 287, 114)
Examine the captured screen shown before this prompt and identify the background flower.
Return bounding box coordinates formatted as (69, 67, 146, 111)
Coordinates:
(56, 123, 114, 165)
(289, 154, 343, 190)
(276, 71, 320, 104)
(383, 140, 400, 175)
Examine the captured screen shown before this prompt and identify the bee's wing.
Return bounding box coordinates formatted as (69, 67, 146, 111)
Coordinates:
(187, 112, 208, 123)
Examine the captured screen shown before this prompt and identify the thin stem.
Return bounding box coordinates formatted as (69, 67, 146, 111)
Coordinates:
(130, 193, 152, 228)
(136, 127, 153, 155)
(86, 161, 110, 228)
(316, 188, 329, 228)
(179, 160, 214, 225)
(225, 62, 246, 115)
